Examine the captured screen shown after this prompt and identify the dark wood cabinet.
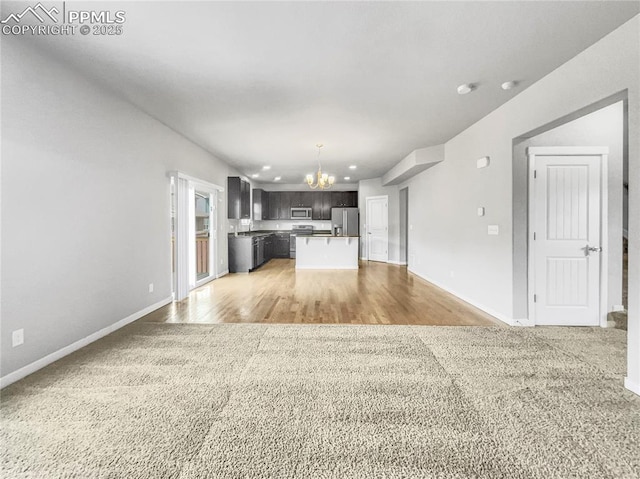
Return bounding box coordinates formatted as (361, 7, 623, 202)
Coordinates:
(312, 191, 332, 220)
(273, 234, 290, 257)
(241, 181, 251, 218)
(312, 192, 323, 220)
(291, 191, 312, 207)
(228, 177, 251, 219)
(278, 192, 292, 219)
(264, 235, 274, 259)
(266, 192, 292, 220)
(344, 191, 358, 207)
(265, 190, 357, 220)
(252, 188, 269, 220)
(331, 191, 358, 208)
(321, 191, 333, 219)
(267, 192, 280, 220)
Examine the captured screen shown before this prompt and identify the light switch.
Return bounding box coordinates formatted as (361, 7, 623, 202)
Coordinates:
(488, 225, 499, 235)
(477, 207, 485, 217)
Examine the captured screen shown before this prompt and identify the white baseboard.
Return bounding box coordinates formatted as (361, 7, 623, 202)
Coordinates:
(387, 260, 408, 266)
(216, 269, 229, 278)
(510, 318, 534, 327)
(0, 295, 173, 389)
(360, 256, 367, 261)
(625, 377, 640, 397)
(407, 268, 514, 326)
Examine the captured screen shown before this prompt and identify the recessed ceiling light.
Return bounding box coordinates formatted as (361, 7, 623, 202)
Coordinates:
(274, 176, 281, 181)
(251, 174, 259, 178)
(348, 165, 357, 170)
(344, 176, 351, 180)
(501, 81, 517, 90)
(262, 166, 271, 170)
(457, 83, 474, 95)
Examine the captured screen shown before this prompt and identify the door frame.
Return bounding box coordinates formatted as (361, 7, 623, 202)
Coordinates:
(169, 171, 224, 301)
(527, 146, 609, 327)
(193, 188, 218, 289)
(365, 195, 389, 262)
(399, 187, 408, 266)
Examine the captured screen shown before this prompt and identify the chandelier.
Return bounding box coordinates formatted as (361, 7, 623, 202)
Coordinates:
(306, 144, 335, 190)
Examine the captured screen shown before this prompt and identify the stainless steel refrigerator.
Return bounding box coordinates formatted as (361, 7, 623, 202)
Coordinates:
(331, 208, 359, 236)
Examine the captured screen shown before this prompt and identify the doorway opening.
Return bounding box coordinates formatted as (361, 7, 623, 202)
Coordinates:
(512, 92, 627, 326)
(169, 172, 223, 301)
(193, 189, 216, 285)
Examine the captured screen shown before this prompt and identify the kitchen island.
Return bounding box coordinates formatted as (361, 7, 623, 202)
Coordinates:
(295, 235, 359, 270)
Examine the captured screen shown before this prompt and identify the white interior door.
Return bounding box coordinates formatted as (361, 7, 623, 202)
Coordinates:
(366, 196, 388, 262)
(528, 147, 608, 326)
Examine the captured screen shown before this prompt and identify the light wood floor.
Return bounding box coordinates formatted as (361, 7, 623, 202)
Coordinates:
(142, 259, 501, 326)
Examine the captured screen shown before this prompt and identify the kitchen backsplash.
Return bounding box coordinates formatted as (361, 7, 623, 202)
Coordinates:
(254, 220, 332, 231)
(228, 218, 251, 234)
(227, 219, 331, 233)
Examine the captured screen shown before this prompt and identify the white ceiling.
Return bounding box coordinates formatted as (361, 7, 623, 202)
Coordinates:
(11, 1, 639, 183)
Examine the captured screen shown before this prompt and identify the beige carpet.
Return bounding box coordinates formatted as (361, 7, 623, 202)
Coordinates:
(2, 323, 639, 478)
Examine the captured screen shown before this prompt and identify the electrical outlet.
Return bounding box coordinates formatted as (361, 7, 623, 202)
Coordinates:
(148, 283, 154, 293)
(12, 329, 24, 347)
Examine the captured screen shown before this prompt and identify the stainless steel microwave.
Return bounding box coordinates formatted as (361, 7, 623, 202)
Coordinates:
(291, 207, 312, 220)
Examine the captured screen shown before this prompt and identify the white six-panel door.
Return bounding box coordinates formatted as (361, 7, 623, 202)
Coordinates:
(528, 147, 608, 326)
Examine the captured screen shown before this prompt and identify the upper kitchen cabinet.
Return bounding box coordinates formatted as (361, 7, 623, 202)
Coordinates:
(278, 192, 292, 219)
(331, 191, 358, 208)
(252, 188, 269, 220)
(267, 191, 291, 220)
(228, 176, 251, 219)
(267, 191, 279, 220)
(312, 191, 332, 220)
(291, 191, 313, 208)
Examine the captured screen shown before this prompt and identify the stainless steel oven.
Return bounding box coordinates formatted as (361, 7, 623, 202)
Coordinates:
(290, 225, 313, 258)
(290, 207, 312, 220)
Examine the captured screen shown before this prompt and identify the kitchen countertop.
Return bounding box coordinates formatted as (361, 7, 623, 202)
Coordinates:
(228, 230, 335, 238)
(228, 230, 291, 238)
(299, 234, 360, 238)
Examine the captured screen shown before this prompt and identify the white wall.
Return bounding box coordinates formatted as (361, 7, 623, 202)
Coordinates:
(399, 187, 408, 264)
(403, 16, 639, 389)
(1, 38, 243, 378)
(358, 178, 400, 263)
(513, 102, 625, 318)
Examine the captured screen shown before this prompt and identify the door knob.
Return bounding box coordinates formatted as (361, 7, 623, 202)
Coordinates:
(585, 245, 602, 256)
